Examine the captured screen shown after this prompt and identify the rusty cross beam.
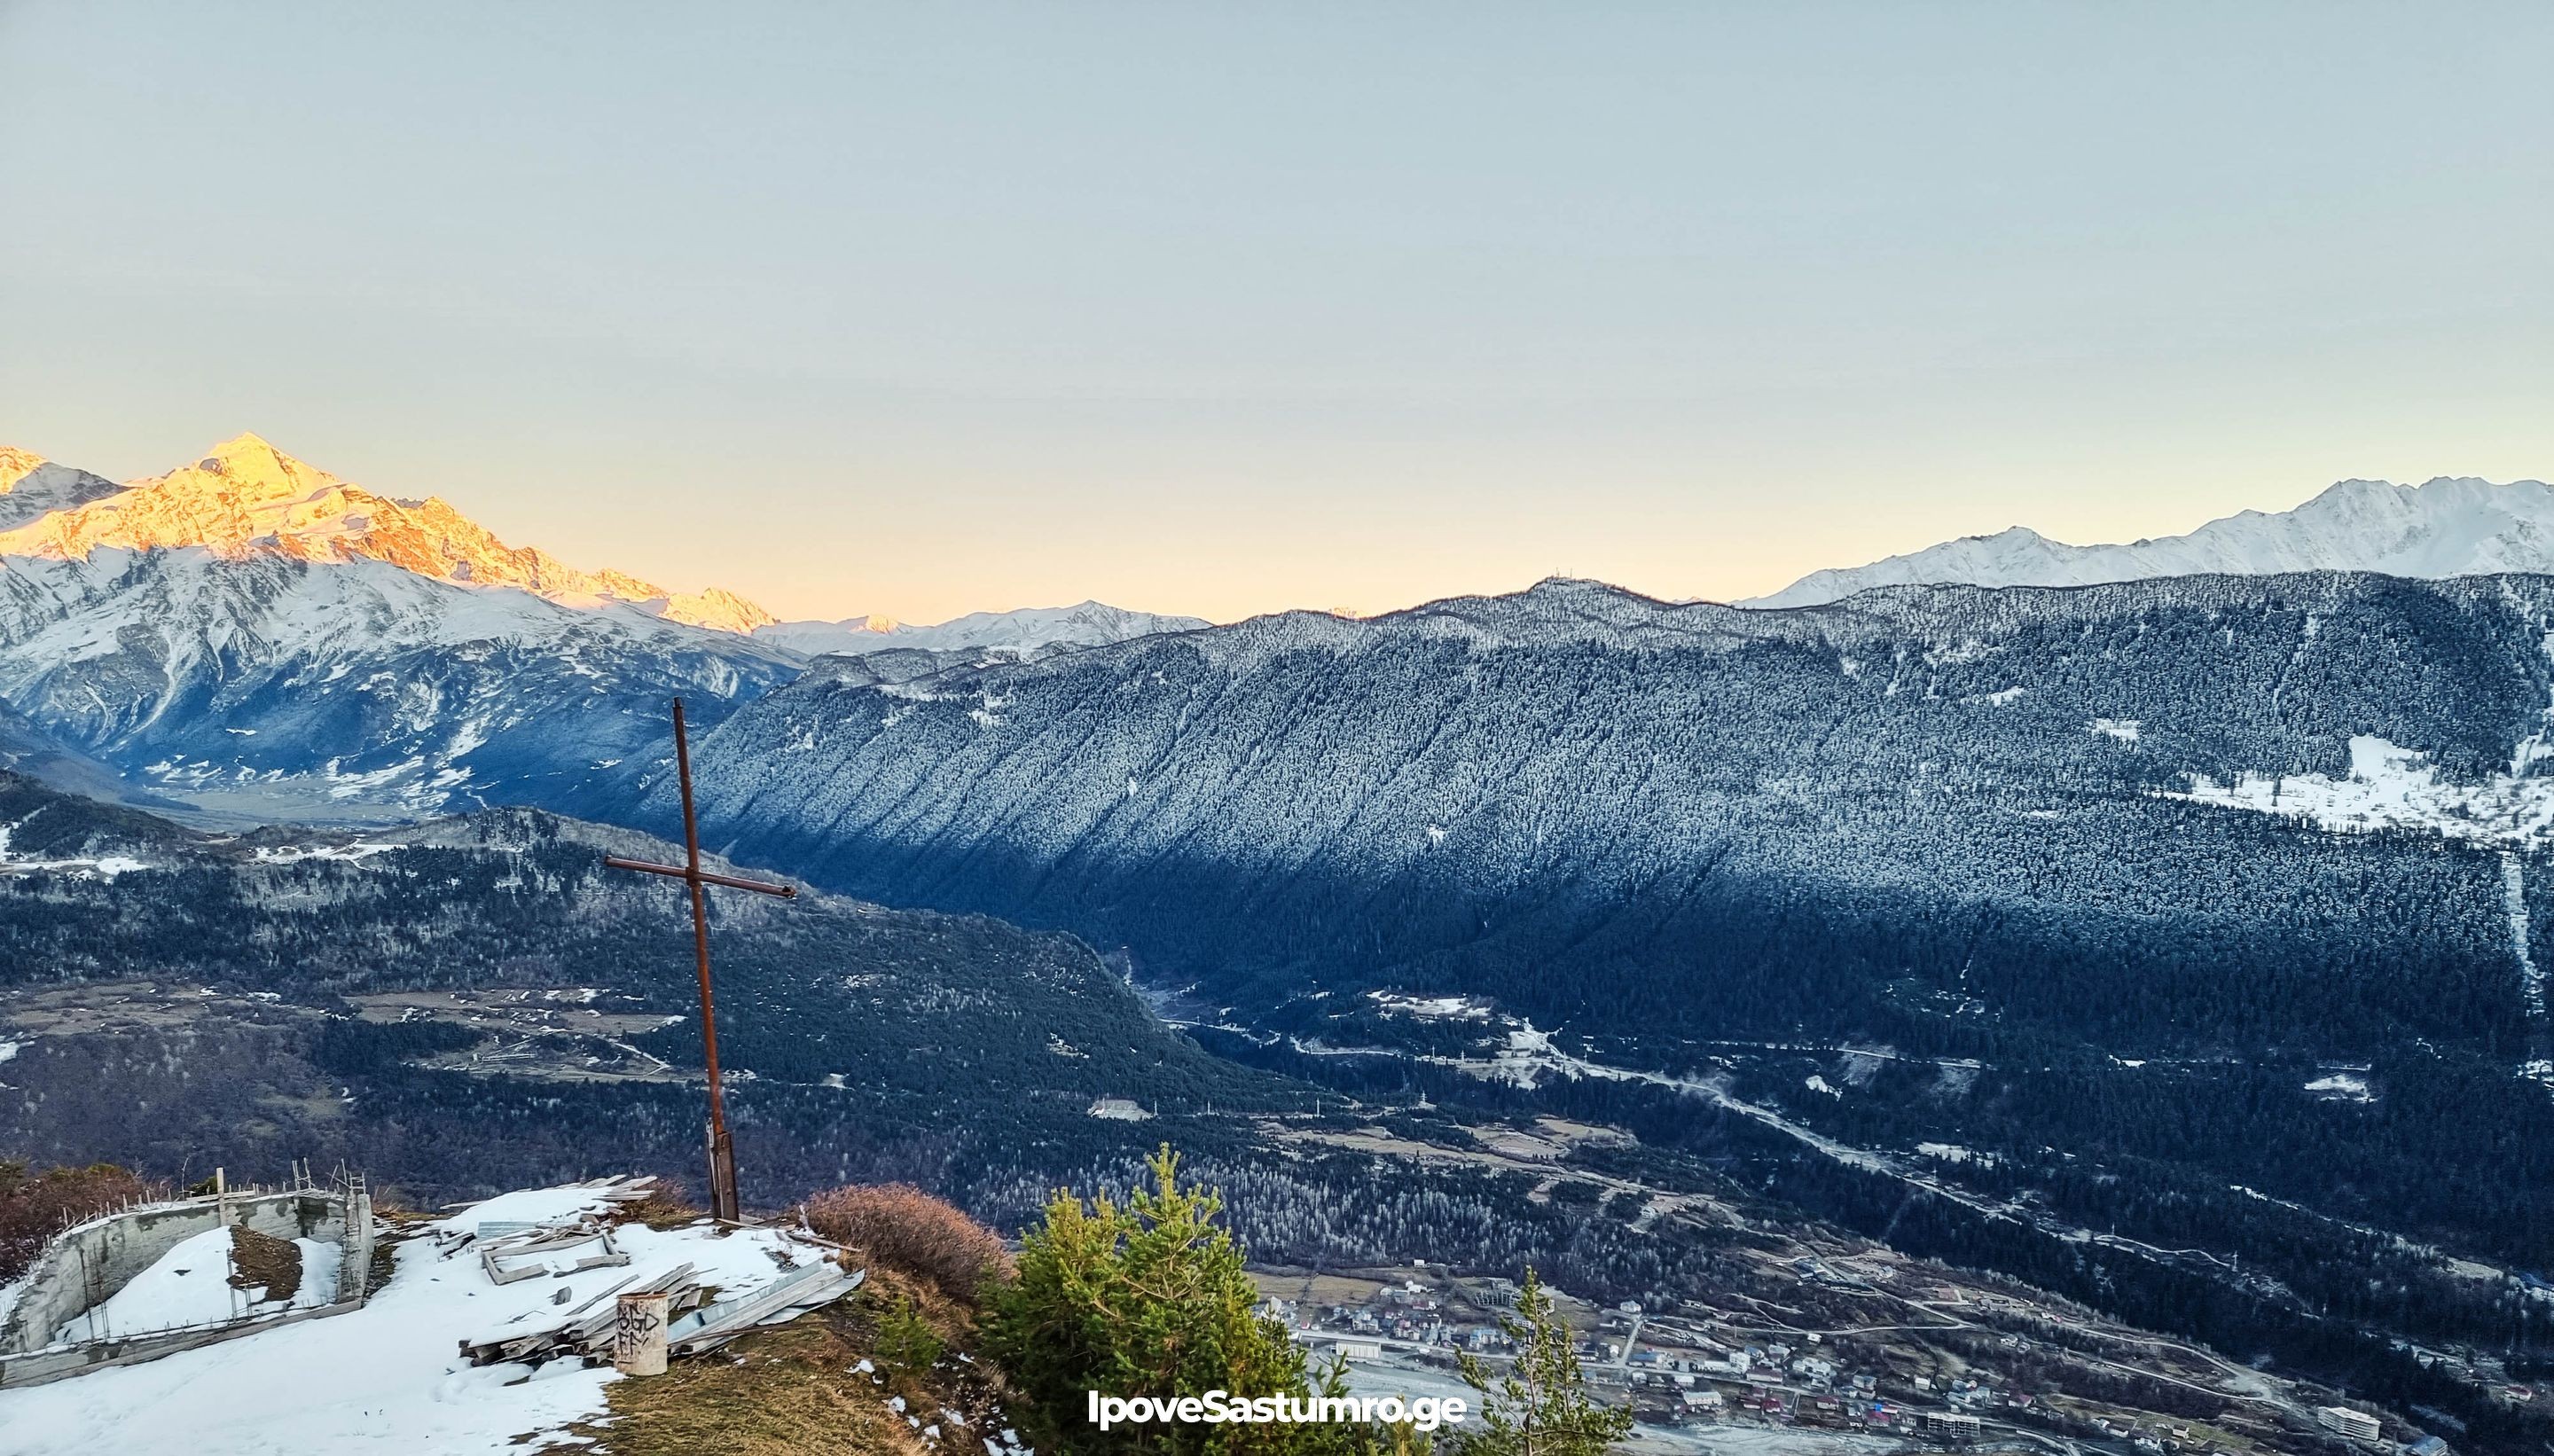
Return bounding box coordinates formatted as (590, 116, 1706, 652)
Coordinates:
(604, 697, 795, 1223)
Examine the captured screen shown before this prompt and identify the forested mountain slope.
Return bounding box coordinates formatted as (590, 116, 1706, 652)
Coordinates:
(646, 574, 2554, 1275)
(661, 573, 2553, 1051)
(0, 773, 1286, 1204)
(0, 773, 1802, 1343)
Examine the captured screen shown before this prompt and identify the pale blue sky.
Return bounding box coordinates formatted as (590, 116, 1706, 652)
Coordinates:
(3, 3, 2547, 622)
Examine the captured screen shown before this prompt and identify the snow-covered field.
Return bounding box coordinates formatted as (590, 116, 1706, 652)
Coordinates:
(0, 1186, 815, 1456)
(1367, 990, 1495, 1022)
(0, 824, 149, 879)
(2171, 734, 2554, 849)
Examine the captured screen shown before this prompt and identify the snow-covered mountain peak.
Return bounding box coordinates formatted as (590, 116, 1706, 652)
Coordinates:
(1750, 474, 2554, 607)
(0, 448, 121, 532)
(0, 446, 50, 491)
(182, 431, 328, 496)
(0, 434, 779, 633)
(662, 585, 781, 635)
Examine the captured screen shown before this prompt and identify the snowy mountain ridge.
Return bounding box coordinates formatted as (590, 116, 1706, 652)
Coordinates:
(0, 434, 1223, 813)
(1751, 475, 2554, 607)
(755, 598, 1210, 656)
(0, 547, 801, 816)
(0, 434, 779, 633)
(0, 434, 1214, 655)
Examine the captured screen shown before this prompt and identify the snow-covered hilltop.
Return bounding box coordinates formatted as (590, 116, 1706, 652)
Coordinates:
(0, 434, 778, 633)
(1750, 475, 2554, 607)
(756, 599, 1208, 656)
(0, 1178, 855, 1456)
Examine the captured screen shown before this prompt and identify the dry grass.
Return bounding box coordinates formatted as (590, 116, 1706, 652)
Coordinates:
(536, 1268, 1006, 1456)
(609, 1186, 709, 1232)
(537, 1319, 918, 1456)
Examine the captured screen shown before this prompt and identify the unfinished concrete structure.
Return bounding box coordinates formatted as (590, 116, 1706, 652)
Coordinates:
(0, 1169, 376, 1388)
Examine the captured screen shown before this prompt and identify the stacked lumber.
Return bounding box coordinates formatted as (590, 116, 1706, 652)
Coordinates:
(479, 1218, 630, 1285)
(667, 1260, 865, 1357)
(446, 1177, 865, 1369)
(461, 1262, 708, 1366)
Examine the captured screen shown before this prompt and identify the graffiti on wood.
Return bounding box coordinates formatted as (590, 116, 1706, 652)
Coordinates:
(613, 1291, 670, 1377)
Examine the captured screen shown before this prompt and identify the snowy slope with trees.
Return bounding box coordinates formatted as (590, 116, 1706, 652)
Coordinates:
(638, 573, 2554, 1278)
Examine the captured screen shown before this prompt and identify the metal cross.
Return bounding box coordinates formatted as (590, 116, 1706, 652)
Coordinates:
(605, 697, 795, 1222)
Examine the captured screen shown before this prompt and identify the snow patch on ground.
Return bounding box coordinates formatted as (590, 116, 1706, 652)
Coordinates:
(51, 1227, 247, 1341)
(2089, 717, 2141, 742)
(1367, 990, 1493, 1022)
(250, 842, 396, 865)
(2170, 734, 2554, 848)
(0, 832, 151, 880)
(51, 1230, 342, 1343)
(1451, 1022, 1563, 1089)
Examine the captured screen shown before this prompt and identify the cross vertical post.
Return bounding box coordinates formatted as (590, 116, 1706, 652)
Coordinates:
(605, 697, 796, 1222)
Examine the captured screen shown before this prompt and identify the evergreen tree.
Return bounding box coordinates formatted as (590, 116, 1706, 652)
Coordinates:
(983, 1145, 1311, 1455)
(874, 1289, 944, 1374)
(1454, 1270, 1632, 1456)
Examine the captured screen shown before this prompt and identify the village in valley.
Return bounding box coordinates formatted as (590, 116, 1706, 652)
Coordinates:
(1245, 1149, 2442, 1456)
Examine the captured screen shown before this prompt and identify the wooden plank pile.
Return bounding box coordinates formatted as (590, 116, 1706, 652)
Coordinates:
(667, 1260, 865, 1358)
(447, 1176, 865, 1369)
(463, 1261, 710, 1366)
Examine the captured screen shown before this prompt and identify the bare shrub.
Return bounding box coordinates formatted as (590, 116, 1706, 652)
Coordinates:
(803, 1184, 1010, 1305)
(0, 1160, 154, 1281)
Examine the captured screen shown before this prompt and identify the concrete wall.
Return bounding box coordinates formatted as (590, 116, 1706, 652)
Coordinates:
(0, 1187, 373, 1366)
(0, 1296, 361, 1388)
